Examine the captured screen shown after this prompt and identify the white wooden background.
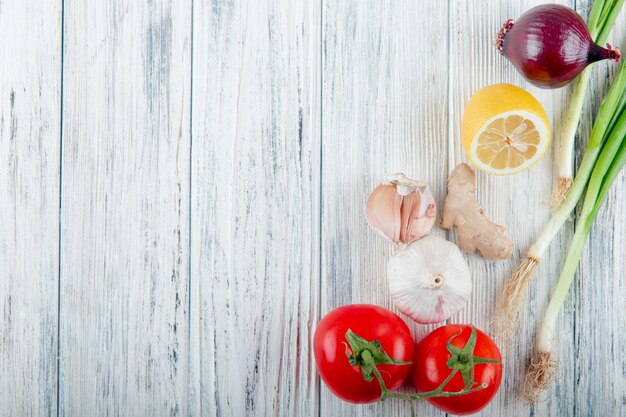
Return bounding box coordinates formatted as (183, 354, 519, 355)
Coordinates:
(0, 0, 624, 416)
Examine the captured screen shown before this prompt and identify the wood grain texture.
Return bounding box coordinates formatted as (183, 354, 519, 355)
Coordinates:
(573, 3, 626, 415)
(0, 0, 624, 415)
(321, 1, 449, 416)
(449, 1, 578, 416)
(190, 1, 321, 416)
(59, 0, 191, 415)
(449, 1, 626, 416)
(0, 1, 62, 416)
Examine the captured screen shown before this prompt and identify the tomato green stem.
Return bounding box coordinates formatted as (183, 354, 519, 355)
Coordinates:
(363, 355, 488, 402)
(345, 326, 500, 411)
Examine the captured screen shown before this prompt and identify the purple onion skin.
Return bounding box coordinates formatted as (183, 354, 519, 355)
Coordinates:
(497, 4, 620, 88)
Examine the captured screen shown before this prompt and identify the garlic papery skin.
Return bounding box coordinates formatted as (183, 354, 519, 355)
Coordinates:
(387, 235, 472, 324)
(366, 173, 436, 246)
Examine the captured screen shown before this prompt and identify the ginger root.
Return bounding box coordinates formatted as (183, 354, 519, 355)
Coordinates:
(440, 163, 513, 260)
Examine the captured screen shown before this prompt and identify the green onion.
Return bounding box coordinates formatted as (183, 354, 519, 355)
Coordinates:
(494, 59, 626, 341)
(524, 101, 626, 401)
(552, 0, 624, 207)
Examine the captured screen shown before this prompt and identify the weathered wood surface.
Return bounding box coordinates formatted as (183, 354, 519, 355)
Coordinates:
(321, 2, 450, 416)
(59, 0, 191, 415)
(190, 1, 320, 416)
(574, 2, 626, 415)
(0, 0, 62, 415)
(448, 1, 577, 416)
(0, 0, 624, 416)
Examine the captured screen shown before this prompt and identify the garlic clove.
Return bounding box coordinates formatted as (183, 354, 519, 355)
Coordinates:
(399, 188, 437, 244)
(387, 235, 471, 324)
(366, 173, 437, 245)
(365, 184, 403, 244)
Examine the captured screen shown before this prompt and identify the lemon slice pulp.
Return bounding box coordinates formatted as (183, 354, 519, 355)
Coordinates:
(471, 111, 549, 175)
(461, 84, 551, 175)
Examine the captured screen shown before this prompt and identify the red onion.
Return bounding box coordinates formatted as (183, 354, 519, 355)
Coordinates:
(496, 4, 621, 88)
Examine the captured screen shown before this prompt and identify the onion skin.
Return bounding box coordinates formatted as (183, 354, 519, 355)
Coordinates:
(496, 4, 621, 88)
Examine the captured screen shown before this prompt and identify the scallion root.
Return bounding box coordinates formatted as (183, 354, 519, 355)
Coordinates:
(550, 177, 572, 211)
(493, 256, 538, 343)
(523, 351, 558, 403)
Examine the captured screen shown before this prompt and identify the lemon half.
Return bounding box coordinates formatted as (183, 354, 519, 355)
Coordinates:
(461, 84, 551, 175)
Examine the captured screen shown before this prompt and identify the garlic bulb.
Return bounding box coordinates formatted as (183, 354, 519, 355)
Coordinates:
(387, 235, 471, 324)
(366, 173, 436, 245)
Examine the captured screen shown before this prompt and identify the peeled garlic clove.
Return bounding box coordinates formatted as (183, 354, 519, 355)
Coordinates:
(366, 173, 436, 245)
(387, 235, 471, 324)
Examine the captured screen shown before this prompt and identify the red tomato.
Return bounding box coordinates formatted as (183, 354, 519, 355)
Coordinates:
(412, 324, 502, 415)
(313, 304, 414, 404)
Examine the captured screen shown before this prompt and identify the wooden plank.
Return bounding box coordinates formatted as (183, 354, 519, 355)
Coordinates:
(574, 172, 626, 416)
(189, 1, 321, 416)
(59, 1, 191, 415)
(449, 0, 575, 415)
(0, 1, 62, 415)
(448, 1, 621, 416)
(321, 1, 449, 416)
(0, 0, 62, 415)
(573, 3, 626, 415)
